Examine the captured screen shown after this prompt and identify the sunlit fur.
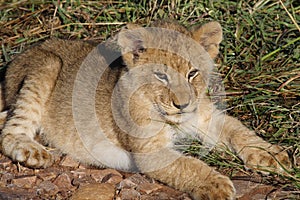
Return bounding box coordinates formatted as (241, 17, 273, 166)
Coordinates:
(0, 20, 290, 200)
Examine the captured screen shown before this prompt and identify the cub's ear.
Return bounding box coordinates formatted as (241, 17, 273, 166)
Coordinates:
(191, 22, 222, 59)
(117, 24, 145, 66)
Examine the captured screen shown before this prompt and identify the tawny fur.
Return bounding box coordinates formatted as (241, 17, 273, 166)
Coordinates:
(0, 20, 291, 200)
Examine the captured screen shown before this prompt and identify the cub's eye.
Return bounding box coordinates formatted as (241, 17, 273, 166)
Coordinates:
(154, 72, 168, 82)
(188, 69, 199, 80)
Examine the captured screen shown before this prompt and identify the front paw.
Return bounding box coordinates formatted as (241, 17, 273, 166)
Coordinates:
(1, 136, 53, 168)
(241, 144, 291, 174)
(192, 173, 235, 200)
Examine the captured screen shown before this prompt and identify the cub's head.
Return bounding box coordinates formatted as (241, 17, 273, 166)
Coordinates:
(115, 21, 222, 125)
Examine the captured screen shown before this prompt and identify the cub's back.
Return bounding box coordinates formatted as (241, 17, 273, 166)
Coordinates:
(4, 39, 97, 107)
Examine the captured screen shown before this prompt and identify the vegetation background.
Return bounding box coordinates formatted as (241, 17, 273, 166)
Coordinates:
(0, 0, 299, 198)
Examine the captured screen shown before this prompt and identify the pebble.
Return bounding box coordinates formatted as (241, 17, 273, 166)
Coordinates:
(137, 182, 162, 194)
(71, 183, 115, 200)
(0, 157, 12, 169)
(60, 156, 80, 168)
(37, 180, 59, 196)
(53, 173, 75, 191)
(11, 175, 37, 189)
(118, 188, 141, 200)
(38, 171, 58, 181)
(90, 168, 122, 183)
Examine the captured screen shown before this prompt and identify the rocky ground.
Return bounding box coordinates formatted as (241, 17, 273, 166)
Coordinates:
(0, 152, 298, 200)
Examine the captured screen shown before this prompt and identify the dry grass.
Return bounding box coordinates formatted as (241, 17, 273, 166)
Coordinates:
(1, 0, 299, 195)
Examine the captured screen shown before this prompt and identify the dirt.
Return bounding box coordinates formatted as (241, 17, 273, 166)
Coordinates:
(0, 152, 298, 200)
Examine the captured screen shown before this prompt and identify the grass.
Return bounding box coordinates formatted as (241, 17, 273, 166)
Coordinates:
(0, 0, 299, 196)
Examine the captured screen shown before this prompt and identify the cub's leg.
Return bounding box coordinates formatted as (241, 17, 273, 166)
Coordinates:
(136, 154, 235, 200)
(220, 115, 291, 173)
(0, 51, 61, 168)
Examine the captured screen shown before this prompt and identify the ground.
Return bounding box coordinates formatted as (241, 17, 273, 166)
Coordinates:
(0, 152, 299, 199)
(0, 1, 299, 199)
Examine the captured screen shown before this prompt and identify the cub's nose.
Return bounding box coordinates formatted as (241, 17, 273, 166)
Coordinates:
(172, 101, 189, 110)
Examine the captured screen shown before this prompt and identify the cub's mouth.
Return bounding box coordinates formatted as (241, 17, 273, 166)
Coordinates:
(155, 104, 197, 124)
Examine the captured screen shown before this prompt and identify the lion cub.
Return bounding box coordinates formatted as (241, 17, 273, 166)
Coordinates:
(0, 20, 290, 199)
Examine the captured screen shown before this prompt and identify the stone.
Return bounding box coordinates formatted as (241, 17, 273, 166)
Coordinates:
(38, 171, 57, 181)
(124, 174, 148, 185)
(0, 172, 14, 185)
(0, 157, 12, 169)
(60, 156, 80, 168)
(71, 168, 88, 178)
(90, 169, 122, 183)
(118, 188, 141, 200)
(11, 175, 37, 189)
(53, 173, 75, 191)
(137, 182, 162, 194)
(71, 183, 115, 200)
(105, 174, 123, 185)
(117, 178, 138, 189)
(37, 180, 59, 196)
(117, 173, 150, 192)
(0, 187, 36, 199)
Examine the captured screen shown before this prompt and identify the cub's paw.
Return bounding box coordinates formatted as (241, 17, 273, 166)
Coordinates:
(241, 145, 291, 174)
(192, 173, 235, 200)
(1, 136, 53, 168)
